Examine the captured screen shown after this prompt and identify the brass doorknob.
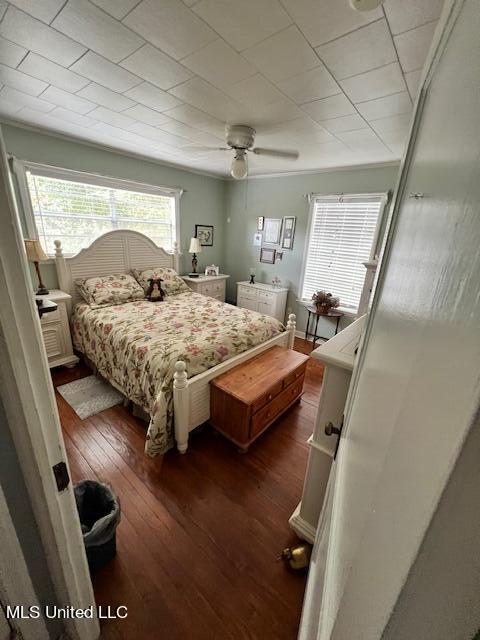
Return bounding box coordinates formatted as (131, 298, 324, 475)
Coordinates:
(325, 421, 341, 436)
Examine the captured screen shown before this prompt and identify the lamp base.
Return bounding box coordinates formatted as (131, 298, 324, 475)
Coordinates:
(36, 286, 50, 295)
(188, 273, 200, 278)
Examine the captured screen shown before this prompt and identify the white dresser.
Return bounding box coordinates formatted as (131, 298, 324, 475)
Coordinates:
(181, 274, 229, 302)
(236, 281, 288, 322)
(36, 290, 79, 369)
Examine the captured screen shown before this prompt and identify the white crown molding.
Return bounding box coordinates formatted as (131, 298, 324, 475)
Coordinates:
(0, 118, 226, 181)
(232, 160, 400, 181)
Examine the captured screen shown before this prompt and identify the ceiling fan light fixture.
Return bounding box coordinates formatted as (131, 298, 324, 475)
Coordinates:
(231, 151, 248, 180)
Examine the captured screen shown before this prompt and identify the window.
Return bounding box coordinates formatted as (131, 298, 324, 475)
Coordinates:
(24, 165, 179, 256)
(301, 193, 386, 312)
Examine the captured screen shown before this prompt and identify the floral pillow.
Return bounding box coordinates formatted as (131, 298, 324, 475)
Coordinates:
(75, 273, 145, 307)
(132, 267, 190, 297)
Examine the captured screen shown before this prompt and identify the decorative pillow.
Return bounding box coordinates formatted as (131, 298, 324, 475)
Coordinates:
(132, 267, 190, 297)
(75, 273, 145, 307)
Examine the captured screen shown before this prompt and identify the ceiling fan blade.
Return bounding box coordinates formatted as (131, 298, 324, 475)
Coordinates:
(182, 145, 230, 152)
(252, 147, 299, 160)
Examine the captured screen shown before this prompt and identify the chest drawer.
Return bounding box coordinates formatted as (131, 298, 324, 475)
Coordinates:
(238, 285, 257, 299)
(258, 290, 274, 304)
(250, 377, 304, 439)
(284, 362, 307, 388)
(251, 380, 283, 414)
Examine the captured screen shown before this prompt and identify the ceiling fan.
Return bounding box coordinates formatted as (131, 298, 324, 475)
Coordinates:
(191, 125, 299, 179)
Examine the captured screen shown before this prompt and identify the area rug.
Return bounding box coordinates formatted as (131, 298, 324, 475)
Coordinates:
(57, 375, 123, 420)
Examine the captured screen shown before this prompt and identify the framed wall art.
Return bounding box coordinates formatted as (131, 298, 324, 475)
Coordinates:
(263, 218, 282, 245)
(260, 247, 276, 264)
(282, 216, 296, 249)
(195, 224, 214, 246)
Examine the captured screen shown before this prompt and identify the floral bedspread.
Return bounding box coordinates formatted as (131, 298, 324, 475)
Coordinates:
(71, 292, 284, 456)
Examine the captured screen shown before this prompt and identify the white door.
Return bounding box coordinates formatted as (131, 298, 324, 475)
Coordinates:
(306, 1, 480, 637)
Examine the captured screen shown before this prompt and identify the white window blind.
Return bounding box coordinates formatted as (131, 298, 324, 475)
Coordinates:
(25, 167, 177, 256)
(301, 193, 385, 312)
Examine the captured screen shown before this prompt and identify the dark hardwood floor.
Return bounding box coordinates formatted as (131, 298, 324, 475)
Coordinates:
(52, 338, 323, 640)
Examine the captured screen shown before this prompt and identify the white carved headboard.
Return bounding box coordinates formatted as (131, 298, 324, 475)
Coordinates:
(54, 230, 180, 308)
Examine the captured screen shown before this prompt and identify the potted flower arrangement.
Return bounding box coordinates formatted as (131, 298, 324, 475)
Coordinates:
(312, 290, 340, 314)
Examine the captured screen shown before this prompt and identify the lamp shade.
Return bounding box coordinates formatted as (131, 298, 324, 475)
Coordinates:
(189, 237, 202, 253)
(24, 239, 48, 262)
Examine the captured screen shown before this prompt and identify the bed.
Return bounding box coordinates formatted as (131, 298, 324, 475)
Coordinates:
(54, 230, 296, 455)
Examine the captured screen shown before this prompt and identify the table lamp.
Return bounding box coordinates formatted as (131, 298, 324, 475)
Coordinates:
(188, 237, 202, 277)
(24, 239, 49, 295)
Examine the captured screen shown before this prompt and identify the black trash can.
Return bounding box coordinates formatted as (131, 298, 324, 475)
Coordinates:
(74, 480, 121, 574)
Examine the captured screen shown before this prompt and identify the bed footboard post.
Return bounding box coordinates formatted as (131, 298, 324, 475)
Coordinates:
(286, 313, 296, 350)
(173, 360, 189, 454)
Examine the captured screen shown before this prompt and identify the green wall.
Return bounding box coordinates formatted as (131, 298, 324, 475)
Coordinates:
(223, 165, 400, 336)
(2, 125, 226, 289)
(4, 124, 400, 337)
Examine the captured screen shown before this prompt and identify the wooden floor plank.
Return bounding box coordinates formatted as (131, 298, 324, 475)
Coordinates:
(54, 338, 322, 639)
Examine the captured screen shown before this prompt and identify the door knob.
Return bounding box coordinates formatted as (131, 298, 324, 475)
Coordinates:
(325, 421, 341, 436)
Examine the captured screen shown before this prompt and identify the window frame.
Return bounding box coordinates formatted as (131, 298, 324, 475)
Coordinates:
(16, 160, 182, 257)
(298, 192, 389, 315)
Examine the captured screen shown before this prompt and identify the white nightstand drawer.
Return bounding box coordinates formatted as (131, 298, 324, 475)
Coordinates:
(238, 284, 257, 299)
(258, 290, 274, 303)
(40, 307, 61, 324)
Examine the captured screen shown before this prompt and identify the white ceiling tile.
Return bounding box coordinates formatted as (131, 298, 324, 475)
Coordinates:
(89, 105, 137, 129)
(340, 62, 406, 103)
(159, 120, 222, 145)
(320, 114, 368, 134)
(281, 0, 383, 47)
(125, 81, 182, 111)
(6, 0, 66, 24)
(0, 96, 24, 117)
(369, 112, 412, 136)
(51, 106, 97, 127)
(336, 128, 383, 146)
(0, 62, 48, 96)
(385, 140, 405, 158)
(356, 90, 412, 121)
(123, 0, 217, 60)
(377, 127, 408, 148)
(123, 103, 172, 127)
(225, 74, 284, 107)
(181, 39, 256, 90)
(120, 44, 192, 90)
(0, 86, 54, 112)
(41, 85, 97, 114)
(236, 99, 305, 126)
(191, 0, 292, 51)
(90, 0, 141, 20)
(405, 69, 423, 101)
(127, 121, 190, 147)
(15, 107, 91, 138)
(301, 93, 355, 122)
(77, 82, 136, 111)
(395, 21, 437, 73)
(0, 6, 87, 66)
(0, 2, 7, 20)
(168, 76, 241, 121)
(384, 0, 443, 35)
(52, 0, 144, 63)
(316, 19, 397, 80)
(163, 103, 225, 137)
(256, 116, 335, 146)
(71, 51, 141, 93)
(19, 53, 89, 92)
(0, 36, 28, 68)
(276, 65, 339, 104)
(242, 26, 319, 83)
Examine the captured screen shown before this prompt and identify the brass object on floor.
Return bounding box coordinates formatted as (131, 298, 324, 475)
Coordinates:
(280, 543, 312, 570)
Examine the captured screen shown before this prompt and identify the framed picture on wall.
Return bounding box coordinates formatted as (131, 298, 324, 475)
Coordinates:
(260, 247, 276, 264)
(281, 216, 296, 249)
(263, 218, 282, 244)
(195, 224, 214, 246)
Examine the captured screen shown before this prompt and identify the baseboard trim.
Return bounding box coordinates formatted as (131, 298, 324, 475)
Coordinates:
(288, 503, 316, 543)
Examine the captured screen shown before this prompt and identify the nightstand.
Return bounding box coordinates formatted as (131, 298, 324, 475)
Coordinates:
(181, 274, 230, 302)
(35, 290, 79, 369)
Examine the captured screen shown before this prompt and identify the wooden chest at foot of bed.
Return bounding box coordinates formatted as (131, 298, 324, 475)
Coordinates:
(210, 346, 309, 452)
